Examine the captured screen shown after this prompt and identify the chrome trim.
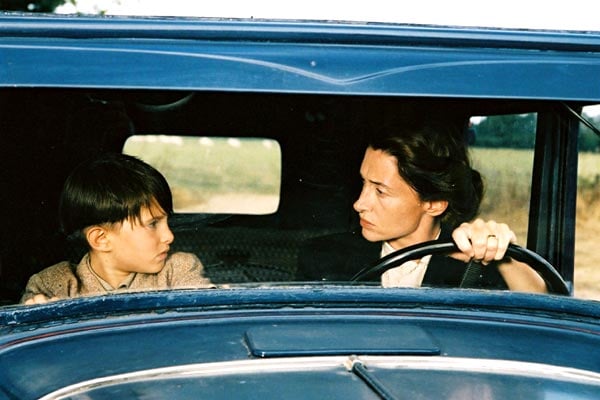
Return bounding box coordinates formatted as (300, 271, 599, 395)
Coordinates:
(41, 356, 600, 399)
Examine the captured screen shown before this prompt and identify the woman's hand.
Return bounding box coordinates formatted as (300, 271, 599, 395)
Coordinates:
(451, 218, 547, 293)
(451, 218, 515, 265)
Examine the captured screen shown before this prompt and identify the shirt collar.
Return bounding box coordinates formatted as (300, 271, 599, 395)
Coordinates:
(381, 228, 442, 258)
(85, 255, 136, 291)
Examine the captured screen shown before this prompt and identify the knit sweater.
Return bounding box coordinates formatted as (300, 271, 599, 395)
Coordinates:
(20, 251, 212, 303)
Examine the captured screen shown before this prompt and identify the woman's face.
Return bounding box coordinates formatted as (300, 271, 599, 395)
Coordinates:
(353, 147, 442, 249)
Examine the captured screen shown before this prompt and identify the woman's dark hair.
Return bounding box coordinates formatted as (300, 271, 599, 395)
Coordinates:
(368, 121, 484, 229)
(59, 153, 173, 236)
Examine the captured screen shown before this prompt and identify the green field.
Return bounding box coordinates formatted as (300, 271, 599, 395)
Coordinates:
(124, 136, 281, 211)
(470, 148, 533, 228)
(471, 147, 600, 222)
(576, 152, 600, 220)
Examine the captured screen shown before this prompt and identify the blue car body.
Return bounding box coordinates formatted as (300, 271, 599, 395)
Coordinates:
(0, 14, 599, 399)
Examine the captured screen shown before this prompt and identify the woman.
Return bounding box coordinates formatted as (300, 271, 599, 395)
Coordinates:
(299, 121, 547, 293)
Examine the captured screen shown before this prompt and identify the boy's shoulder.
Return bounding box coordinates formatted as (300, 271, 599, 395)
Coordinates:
(166, 251, 202, 267)
(34, 260, 78, 280)
(20, 260, 80, 303)
(161, 251, 212, 287)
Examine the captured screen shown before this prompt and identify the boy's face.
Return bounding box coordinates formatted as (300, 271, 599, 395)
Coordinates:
(353, 147, 435, 249)
(105, 203, 174, 275)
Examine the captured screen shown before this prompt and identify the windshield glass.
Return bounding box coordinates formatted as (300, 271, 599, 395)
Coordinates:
(2, 86, 597, 306)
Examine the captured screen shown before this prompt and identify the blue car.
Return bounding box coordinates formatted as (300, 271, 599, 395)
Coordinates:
(0, 10, 599, 399)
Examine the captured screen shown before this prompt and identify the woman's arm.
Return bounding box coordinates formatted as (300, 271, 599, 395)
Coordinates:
(451, 218, 548, 293)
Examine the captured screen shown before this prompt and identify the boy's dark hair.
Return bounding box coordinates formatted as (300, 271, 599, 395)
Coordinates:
(368, 121, 484, 229)
(59, 153, 173, 237)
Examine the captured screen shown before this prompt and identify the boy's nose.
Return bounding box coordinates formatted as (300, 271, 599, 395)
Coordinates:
(163, 226, 175, 244)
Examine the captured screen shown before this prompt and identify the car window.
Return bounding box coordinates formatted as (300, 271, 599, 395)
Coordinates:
(123, 135, 281, 214)
(470, 108, 600, 299)
(0, 89, 591, 304)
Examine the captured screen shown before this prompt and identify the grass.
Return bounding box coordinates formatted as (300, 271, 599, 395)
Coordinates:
(124, 136, 281, 211)
(471, 148, 533, 229)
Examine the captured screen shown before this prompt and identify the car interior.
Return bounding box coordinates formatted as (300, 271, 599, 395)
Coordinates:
(0, 88, 593, 304)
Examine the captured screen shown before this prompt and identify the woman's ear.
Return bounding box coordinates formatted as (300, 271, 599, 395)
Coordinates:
(85, 225, 111, 252)
(424, 200, 449, 217)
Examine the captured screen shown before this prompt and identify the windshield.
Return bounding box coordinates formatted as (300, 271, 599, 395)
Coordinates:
(1, 88, 597, 306)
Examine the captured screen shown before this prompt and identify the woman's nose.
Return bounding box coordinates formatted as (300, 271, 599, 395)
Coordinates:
(353, 188, 369, 213)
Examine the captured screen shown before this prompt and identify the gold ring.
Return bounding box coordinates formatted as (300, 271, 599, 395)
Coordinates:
(487, 234, 497, 239)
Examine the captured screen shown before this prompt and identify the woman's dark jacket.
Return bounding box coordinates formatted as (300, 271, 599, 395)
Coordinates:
(296, 227, 507, 289)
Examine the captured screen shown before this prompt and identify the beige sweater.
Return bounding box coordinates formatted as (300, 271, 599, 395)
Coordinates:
(20, 252, 213, 303)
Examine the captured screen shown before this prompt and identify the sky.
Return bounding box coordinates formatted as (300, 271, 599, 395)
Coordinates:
(56, 0, 600, 32)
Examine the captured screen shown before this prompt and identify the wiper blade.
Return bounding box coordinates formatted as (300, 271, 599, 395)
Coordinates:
(346, 356, 398, 400)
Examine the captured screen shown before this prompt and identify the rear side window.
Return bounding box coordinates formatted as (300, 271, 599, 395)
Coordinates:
(123, 136, 281, 214)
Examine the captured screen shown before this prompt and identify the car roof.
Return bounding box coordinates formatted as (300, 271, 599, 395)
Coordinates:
(1, 15, 600, 101)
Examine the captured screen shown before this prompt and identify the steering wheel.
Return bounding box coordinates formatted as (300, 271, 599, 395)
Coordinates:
(350, 239, 570, 295)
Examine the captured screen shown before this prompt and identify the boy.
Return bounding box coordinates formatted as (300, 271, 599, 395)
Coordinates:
(21, 153, 212, 305)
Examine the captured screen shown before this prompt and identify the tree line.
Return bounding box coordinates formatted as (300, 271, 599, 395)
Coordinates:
(472, 113, 600, 152)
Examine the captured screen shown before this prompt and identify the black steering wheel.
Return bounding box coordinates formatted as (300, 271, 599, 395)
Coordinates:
(350, 239, 570, 295)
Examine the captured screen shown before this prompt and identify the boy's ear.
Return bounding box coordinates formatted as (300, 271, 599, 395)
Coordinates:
(85, 225, 111, 252)
(424, 199, 448, 217)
